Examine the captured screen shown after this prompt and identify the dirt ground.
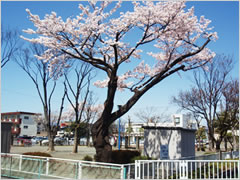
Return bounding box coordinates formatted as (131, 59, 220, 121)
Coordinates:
(10, 145, 96, 161)
(9, 144, 206, 161)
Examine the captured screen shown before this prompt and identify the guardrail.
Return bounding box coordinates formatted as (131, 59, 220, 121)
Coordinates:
(1, 153, 124, 179)
(178, 151, 239, 161)
(2, 153, 239, 179)
(134, 159, 240, 179)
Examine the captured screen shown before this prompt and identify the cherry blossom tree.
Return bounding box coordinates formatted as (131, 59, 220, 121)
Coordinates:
(22, 1, 217, 162)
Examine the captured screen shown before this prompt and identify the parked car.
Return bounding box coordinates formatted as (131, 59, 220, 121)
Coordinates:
(41, 137, 67, 146)
(41, 139, 49, 146)
(54, 137, 67, 145)
(69, 138, 87, 146)
(69, 138, 75, 145)
(16, 136, 32, 146)
(31, 136, 46, 145)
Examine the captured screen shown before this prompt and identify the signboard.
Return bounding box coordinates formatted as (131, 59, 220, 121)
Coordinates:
(160, 145, 169, 159)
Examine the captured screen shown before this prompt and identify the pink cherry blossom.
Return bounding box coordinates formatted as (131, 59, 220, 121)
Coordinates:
(22, 1, 217, 91)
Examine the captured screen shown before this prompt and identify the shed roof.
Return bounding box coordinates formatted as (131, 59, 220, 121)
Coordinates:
(143, 126, 196, 132)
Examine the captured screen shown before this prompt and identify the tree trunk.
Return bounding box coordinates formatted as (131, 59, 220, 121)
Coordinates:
(125, 136, 128, 149)
(128, 135, 131, 147)
(216, 140, 221, 152)
(48, 132, 55, 151)
(208, 130, 215, 151)
(136, 136, 140, 150)
(224, 138, 228, 151)
(86, 125, 91, 146)
(73, 127, 79, 153)
(91, 119, 112, 162)
(232, 127, 237, 151)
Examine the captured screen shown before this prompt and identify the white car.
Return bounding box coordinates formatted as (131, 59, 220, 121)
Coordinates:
(42, 137, 67, 146)
(54, 137, 67, 145)
(69, 138, 75, 145)
(41, 139, 49, 146)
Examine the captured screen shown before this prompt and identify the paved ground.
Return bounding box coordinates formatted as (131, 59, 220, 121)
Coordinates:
(10, 145, 96, 161)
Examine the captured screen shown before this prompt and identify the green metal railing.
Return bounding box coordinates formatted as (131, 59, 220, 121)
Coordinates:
(1, 153, 124, 179)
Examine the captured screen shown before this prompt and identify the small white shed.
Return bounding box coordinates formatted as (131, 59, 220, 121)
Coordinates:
(143, 126, 196, 160)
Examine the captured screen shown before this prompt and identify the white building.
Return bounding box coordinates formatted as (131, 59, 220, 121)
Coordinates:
(144, 126, 196, 159)
(144, 114, 196, 129)
(1, 112, 40, 137)
(142, 114, 196, 159)
(122, 114, 196, 148)
(124, 123, 144, 146)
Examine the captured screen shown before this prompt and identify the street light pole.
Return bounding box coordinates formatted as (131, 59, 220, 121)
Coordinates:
(117, 105, 121, 150)
(118, 117, 121, 150)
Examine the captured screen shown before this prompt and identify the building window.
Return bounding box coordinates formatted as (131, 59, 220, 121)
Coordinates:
(175, 117, 180, 124)
(24, 116, 29, 120)
(23, 126, 28, 129)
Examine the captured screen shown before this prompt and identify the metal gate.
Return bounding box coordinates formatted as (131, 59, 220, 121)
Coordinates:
(135, 160, 240, 179)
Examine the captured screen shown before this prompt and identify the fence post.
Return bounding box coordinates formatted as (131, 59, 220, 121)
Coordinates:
(46, 158, 49, 176)
(180, 160, 188, 179)
(19, 155, 22, 171)
(135, 160, 140, 179)
(120, 165, 125, 179)
(9, 155, 13, 177)
(78, 161, 82, 179)
(38, 159, 43, 179)
(238, 160, 240, 179)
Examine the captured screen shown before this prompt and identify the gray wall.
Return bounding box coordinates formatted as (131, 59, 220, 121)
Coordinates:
(181, 130, 195, 157)
(1, 122, 12, 153)
(144, 127, 196, 160)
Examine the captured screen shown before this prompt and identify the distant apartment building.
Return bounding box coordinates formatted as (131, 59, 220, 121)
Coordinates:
(124, 123, 144, 147)
(1, 112, 40, 137)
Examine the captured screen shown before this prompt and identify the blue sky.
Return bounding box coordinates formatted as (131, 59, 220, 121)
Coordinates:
(1, 1, 239, 123)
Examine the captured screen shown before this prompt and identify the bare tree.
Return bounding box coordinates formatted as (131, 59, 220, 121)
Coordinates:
(172, 55, 233, 151)
(1, 27, 21, 68)
(135, 106, 171, 126)
(64, 62, 95, 153)
(15, 44, 66, 151)
(125, 116, 133, 147)
(220, 79, 239, 151)
(83, 93, 102, 147)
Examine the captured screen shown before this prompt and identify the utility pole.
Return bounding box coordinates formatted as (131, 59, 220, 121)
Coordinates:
(118, 117, 121, 150)
(118, 105, 121, 150)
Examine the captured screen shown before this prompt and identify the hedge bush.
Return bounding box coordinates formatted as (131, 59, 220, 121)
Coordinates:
(83, 155, 93, 161)
(22, 152, 52, 157)
(111, 150, 140, 164)
(130, 155, 153, 163)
